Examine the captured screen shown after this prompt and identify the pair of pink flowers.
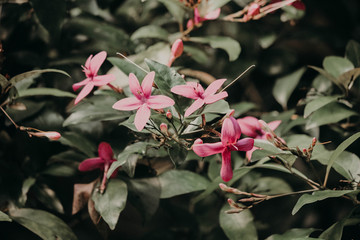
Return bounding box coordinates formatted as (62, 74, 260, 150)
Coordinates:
(78, 142, 118, 193)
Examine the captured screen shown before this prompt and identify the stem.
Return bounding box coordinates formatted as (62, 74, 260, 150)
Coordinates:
(0, 106, 19, 128)
(267, 189, 319, 200)
(116, 52, 149, 74)
(220, 65, 255, 92)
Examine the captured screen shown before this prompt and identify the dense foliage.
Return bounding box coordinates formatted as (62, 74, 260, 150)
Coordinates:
(1, 0, 360, 239)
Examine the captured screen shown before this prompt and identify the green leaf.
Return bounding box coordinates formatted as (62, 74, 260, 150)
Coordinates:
(131, 25, 169, 41)
(189, 36, 241, 61)
(304, 95, 342, 118)
(5, 100, 46, 122)
(9, 69, 70, 85)
(309, 66, 341, 91)
(145, 59, 187, 114)
(230, 102, 257, 118)
(252, 177, 292, 195)
(159, 170, 209, 198)
(323, 56, 354, 78)
(167, 140, 188, 165)
(305, 102, 357, 129)
(17, 88, 76, 98)
(59, 132, 97, 157)
(157, 0, 186, 24)
(331, 151, 360, 182)
(199, 0, 231, 15)
(265, 228, 318, 240)
(272, 67, 306, 109)
(325, 132, 360, 182)
(292, 190, 357, 215)
(19, 177, 36, 206)
(202, 99, 230, 115)
(183, 45, 208, 64)
(345, 40, 360, 67)
(92, 179, 128, 230)
(0, 211, 12, 222)
(338, 68, 360, 91)
(10, 208, 77, 240)
(42, 164, 77, 177)
(32, 184, 64, 214)
(219, 203, 258, 240)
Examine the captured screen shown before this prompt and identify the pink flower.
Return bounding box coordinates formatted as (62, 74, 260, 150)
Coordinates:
(247, 3, 261, 18)
(168, 39, 184, 67)
(78, 142, 118, 193)
(73, 51, 115, 104)
(270, 0, 305, 10)
(112, 72, 175, 131)
(192, 117, 254, 182)
(171, 79, 228, 117)
(237, 116, 281, 161)
(187, 7, 221, 29)
(29, 131, 61, 140)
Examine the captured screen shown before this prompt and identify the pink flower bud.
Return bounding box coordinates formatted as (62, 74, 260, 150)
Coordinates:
(171, 39, 184, 59)
(219, 183, 228, 191)
(166, 110, 173, 120)
(265, 133, 275, 143)
(30, 131, 61, 140)
(312, 137, 317, 147)
(247, 3, 260, 17)
(160, 123, 168, 135)
(226, 109, 235, 117)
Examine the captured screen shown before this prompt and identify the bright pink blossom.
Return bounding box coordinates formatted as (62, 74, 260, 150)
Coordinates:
(237, 116, 281, 161)
(73, 51, 115, 104)
(168, 39, 184, 67)
(112, 72, 175, 131)
(171, 79, 228, 117)
(192, 117, 254, 182)
(187, 7, 221, 29)
(78, 142, 118, 193)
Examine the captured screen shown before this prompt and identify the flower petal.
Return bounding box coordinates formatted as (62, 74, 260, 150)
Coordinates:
(268, 120, 281, 131)
(147, 95, 175, 109)
(234, 138, 254, 151)
(72, 78, 90, 91)
(221, 117, 241, 145)
(204, 8, 221, 20)
(184, 98, 205, 117)
(171, 84, 198, 99)
(98, 142, 114, 162)
(93, 74, 116, 86)
(204, 91, 228, 104)
(246, 147, 258, 162)
(129, 73, 142, 99)
(134, 104, 151, 131)
(112, 97, 143, 111)
(84, 55, 92, 69)
(74, 82, 94, 104)
(236, 116, 261, 138)
(221, 149, 233, 182)
(192, 141, 224, 157)
(78, 157, 104, 171)
(141, 71, 155, 98)
(89, 51, 106, 75)
(203, 78, 226, 97)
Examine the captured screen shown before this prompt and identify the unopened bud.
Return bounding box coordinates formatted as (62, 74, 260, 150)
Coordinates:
(29, 131, 61, 141)
(247, 3, 260, 17)
(265, 133, 275, 143)
(194, 138, 203, 145)
(302, 148, 308, 155)
(160, 123, 168, 135)
(226, 109, 235, 118)
(312, 137, 317, 147)
(166, 110, 172, 120)
(227, 198, 237, 207)
(219, 183, 228, 191)
(171, 39, 184, 59)
(258, 120, 271, 132)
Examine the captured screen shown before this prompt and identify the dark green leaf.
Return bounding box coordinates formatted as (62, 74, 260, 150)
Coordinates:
(219, 204, 258, 240)
(272, 67, 306, 109)
(41, 164, 77, 177)
(159, 170, 209, 198)
(9, 69, 70, 85)
(0, 211, 12, 222)
(167, 140, 188, 165)
(304, 95, 342, 118)
(305, 102, 357, 129)
(292, 190, 358, 215)
(230, 102, 257, 118)
(10, 208, 77, 240)
(323, 56, 354, 78)
(17, 88, 76, 98)
(309, 66, 342, 92)
(131, 25, 169, 41)
(199, 0, 230, 13)
(252, 177, 292, 195)
(108, 57, 147, 81)
(59, 132, 97, 157)
(265, 228, 318, 240)
(189, 36, 241, 61)
(92, 179, 128, 230)
(157, 0, 186, 24)
(19, 177, 36, 206)
(32, 184, 64, 214)
(331, 151, 360, 182)
(345, 40, 360, 67)
(338, 68, 360, 91)
(183, 45, 208, 64)
(145, 59, 187, 114)
(5, 100, 46, 122)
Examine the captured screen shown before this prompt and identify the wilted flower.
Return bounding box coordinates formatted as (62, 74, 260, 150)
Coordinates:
(192, 117, 254, 182)
(73, 51, 115, 104)
(171, 79, 228, 117)
(112, 72, 175, 131)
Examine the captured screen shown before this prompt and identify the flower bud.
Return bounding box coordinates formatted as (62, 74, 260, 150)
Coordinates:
(226, 109, 235, 118)
(265, 133, 275, 143)
(30, 131, 61, 141)
(194, 138, 203, 145)
(160, 123, 168, 135)
(171, 39, 184, 59)
(312, 137, 317, 147)
(219, 183, 228, 191)
(247, 3, 260, 17)
(166, 110, 173, 120)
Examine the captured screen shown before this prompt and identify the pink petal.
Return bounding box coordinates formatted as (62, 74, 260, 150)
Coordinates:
(112, 97, 143, 111)
(236, 116, 261, 138)
(185, 98, 205, 117)
(98, 142, 114, 162)
(89, 51, 106, 75)
(221, 117, 241, 145)
(171, 85, 198, 99)
(193, 141, 224, 157)
(194, 8, 201, 24)
(204, 91, 228, 104)
(141, 71, 155, 98)
(246, 147, 258, 162)
(74, 82, 94, 104)
(134, 104, 151, 131)
(147, 95, 175, 109)
(171, 39, 184, 59)
(204, 8, 221, 20)
(221, 149, 233, 182)
(72, 78, 90, 91)
(234, 138, 254, 151)
(268, 120, 281, 131)
(93, 74, 116, 86)
(84, 55, 92, 69)
(203, 78, 226, 97)
(129, 73, 142, 99)
(78, 157, 104, 171)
